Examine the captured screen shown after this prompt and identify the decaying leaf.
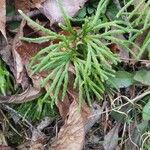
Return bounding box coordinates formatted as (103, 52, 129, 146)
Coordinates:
(103, 123, 120, 150)
(0, 85, 42, 103)
(14, 0, 31, 12)
(29, 117, 52, 150)
(12, 20, 29, 89)
(36, 0, 88, 25)
(51, 100, 86, 150)
(14, 0, 46, 12)
(51, 99, 103, 150)
(0, 0, 6, 39)
(0, 145, 14, 150)
(12, 20, 50, 89)
(0, 36, 15, 75)
(125, 122, 140, 150)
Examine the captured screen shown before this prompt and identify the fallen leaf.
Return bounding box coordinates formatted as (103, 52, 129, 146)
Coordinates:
(0, 145, 14, 150)
(29, 117, 52, 150)
(0, 36, 15, 75)
(0, 0, 7, 39)
(125, 122, 141, 150)
(36, 0, 88, 25)
(51, 99, 103, 150)
(51, 100, 87, 150)
(103, 123, 120, 150)
(0, 85, 42, 103)
(14, 0, 31, 12)
(12, 20, 30, 89)
(12, 20, 50, 89)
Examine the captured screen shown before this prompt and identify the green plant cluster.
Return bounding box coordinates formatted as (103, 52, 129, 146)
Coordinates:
(18, 0, 150, 107)
(0, 59, 13, 95)
(16, 96, 58, 121)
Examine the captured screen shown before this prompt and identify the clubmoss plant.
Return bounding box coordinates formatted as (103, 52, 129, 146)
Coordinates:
(0, 59, 13, 95)
(117, 0, 150, 59)
(18, 0, 139, 107)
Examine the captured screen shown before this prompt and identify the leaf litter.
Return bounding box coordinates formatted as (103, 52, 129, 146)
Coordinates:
(0, 0, 150, 149)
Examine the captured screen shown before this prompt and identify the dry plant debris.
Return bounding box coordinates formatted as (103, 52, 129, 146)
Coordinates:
(0, 0, 150, 149)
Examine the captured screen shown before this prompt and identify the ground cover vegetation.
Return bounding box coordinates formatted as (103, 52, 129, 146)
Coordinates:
(0, 0, 150, 149)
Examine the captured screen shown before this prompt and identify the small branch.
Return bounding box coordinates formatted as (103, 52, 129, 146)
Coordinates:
(1, 104, 33, 128)
(6, 10, 41, 22)
(132, 90, 150, 103)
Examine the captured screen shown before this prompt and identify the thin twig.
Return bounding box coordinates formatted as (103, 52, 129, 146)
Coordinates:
(0, 109, 22, 137)
(132, 90, 150, 103)
(1, 104, 33, 128)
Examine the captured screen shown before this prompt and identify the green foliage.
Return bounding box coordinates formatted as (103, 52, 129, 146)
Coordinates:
(117, 0, 150, 59)
(142, 100, 150, 120)
(76, 0, 99, 19)
(19, 0, 140, 107)
(110, 71, 134, 89)
(0, 59, 13, 95)
(134, 70, 150, 86)
(16, 96, 58, 121)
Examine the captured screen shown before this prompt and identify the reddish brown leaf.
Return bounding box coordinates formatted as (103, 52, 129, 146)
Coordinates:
(14, 0, 31, 12)
(108, 43, 120, 54)
(14, 0, 46, 12)
(12, 20, 50, 89)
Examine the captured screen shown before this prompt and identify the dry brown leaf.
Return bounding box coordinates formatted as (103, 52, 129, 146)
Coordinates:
(12, 20, 29, 88)
(12, 20, 50, 89)
(14, 0, 46, 12)
(14, 0, 31, 12)
(0, 85, 42, 103)
(0, 0, 6, 39)
(0, 145, 14, 150)
(0, 36, 15, 75)
(103, 123, 120, 150)
(51, 99, 103, 150)
(51, 100, 87, 150)
(29, 117, 52, 150)
(36, 0, 88, 25)
(31, 0, 46, 6)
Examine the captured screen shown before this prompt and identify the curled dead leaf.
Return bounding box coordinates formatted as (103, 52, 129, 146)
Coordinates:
(0, 85, 43, 104)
